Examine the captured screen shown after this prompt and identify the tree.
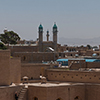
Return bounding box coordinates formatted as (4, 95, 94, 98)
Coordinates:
(0, 31, 20, 45)
(0, 42, 7, 50)
(92, 46, 98, 49)
(87, 44, 92, 49)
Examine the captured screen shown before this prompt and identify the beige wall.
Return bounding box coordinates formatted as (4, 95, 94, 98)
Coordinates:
(14, 52, 59, 63)
(0, 50, 21, 85)
(86, 62, 100, 68)
(10, 57, 21, 83)
(21, 63, 51, 79)
(0, 85, 24, 100)
(0, 50, 10, 85)
(46, 69, 100, 83)
(69, 61, 100, 70)
(28, 85, 85, 100)
(69, 62, 100, 70)
(8, 46, 38, 55)
(85, 84, 100, 100)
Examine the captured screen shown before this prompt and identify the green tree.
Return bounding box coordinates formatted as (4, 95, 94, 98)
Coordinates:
(0, 42, 7, 50)
(0, 31, 20, 45)
(87, 44, 92, 49)
(92, 46, 98, 48)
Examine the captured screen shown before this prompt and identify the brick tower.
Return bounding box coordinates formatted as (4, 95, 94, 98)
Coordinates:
(38, 24, 43, 52)
(53, 23, 58, 52)
(46, 30, 49, 41)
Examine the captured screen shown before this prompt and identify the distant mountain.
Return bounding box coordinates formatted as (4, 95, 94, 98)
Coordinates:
(59, 37, 100, 46)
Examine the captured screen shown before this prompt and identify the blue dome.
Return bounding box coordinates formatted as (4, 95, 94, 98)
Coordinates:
(47, 30, 49, 33)
(53, 23, 57, 29)
(39, 24, 43, 29)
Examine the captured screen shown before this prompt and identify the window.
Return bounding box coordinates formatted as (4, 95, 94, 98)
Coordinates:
(23, 56, 26, 61)
(68, 88, 70, 90)
(74, 96, 80, 100)
(94, 75, 96, 77)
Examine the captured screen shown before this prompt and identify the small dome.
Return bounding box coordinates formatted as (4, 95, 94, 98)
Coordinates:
(39, 24, 43, 29)
(53, 23, 57, 29)
(47, 30, 49, 33)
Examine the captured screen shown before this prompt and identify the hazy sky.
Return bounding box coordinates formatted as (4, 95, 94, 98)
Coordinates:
(0, 0, 100, 41)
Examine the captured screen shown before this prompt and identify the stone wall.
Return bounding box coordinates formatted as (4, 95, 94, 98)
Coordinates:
(14, 52, 59, 63)
(86, 62, 100, 68)
(8, 46, 38, 55)
(21, 63, 52, 79)
(85, 84, 100, 100)
(0, 50, 21, 85)
(0, 50, 10, 85)
(0, 85, 24, 100)
(46, 69, 100, 83)
(69, 61, 100, 70)
(28, 84, 85, 100)
(10, 57, 21, 83)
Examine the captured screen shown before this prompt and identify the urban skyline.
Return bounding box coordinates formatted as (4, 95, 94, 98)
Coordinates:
(0, 0, 100, 42)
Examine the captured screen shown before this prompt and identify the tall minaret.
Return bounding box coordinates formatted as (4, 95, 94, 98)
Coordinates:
(46, 30, 49, 41)
(38, 24, 43, 52)
(53, 23, 58, 52)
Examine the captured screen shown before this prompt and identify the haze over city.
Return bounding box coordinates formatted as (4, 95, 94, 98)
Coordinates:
(0, 0, 100, 45)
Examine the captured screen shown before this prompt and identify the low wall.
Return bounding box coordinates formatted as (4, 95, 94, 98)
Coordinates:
(0, 50, 10, 85)
(21, 63, 51, 79)
(70, 63, 86, 70)
(28, 84, 85, 100)
(10, 57, 21, 83)
(86, 62, 100, 68)
(69, 62, 100, 70)
(13, 52, 59, 63)
(0, 85, 24, 100)
(8, 46, 38, 55)
(46, 69, 100, 83)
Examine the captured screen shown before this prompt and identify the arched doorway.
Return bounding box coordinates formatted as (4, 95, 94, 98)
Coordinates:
(34, 97, 38, 100)
(74, 96, 81, 100)
(56, 98, 63, 100)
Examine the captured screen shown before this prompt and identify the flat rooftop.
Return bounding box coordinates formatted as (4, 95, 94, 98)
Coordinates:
(46, 68, 100, 72)
(25, 82, 100, 87)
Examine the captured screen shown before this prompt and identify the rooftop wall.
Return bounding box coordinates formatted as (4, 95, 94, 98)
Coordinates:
(0, 50, 10, 85)
(0, 85, 24, 100)
(10, 57, 21, 83)
(8, 46, 38, 55)
(21, 63, 51, 80)
(46, 69, 100, 83)
(28, 84, 85, 100)
(0, 50, 21, 85)
(14, 52, 59, 63)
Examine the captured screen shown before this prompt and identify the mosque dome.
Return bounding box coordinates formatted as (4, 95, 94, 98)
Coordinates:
(53, 23, 57, 29)
(39, 24, 43, 29)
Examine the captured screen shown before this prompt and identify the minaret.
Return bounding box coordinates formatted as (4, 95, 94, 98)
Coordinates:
(38, 24, 43, 52)
(46, 30, 49, 41)
(53, 23, 58, 52)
